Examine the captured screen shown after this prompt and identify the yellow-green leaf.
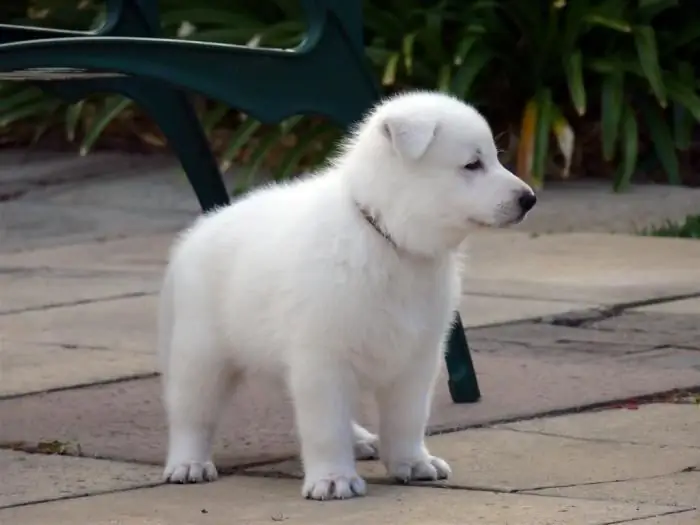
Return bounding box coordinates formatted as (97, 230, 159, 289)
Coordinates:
(551, 107, 575, 178)
(382, 53, 400, 86)
(564, 50, 586, 116)
(437, 65, 452, 93)
(402, 32, 418, 74)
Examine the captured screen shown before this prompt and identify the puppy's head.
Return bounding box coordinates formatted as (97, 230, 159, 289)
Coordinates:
(346, 91, 535, 255)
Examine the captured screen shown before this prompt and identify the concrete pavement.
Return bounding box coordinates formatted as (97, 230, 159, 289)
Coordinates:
(1, 150, 700, 522)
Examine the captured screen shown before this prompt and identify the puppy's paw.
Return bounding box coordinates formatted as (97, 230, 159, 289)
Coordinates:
(302, 472, 367, 500)
(353, 433, 379, 460)
(163, 461, 218, 483)
(386, 455, 451, 484)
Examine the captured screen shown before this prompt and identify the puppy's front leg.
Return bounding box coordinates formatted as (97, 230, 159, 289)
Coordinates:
(377, 351, 451, 484)
(288, 359, 366, 500)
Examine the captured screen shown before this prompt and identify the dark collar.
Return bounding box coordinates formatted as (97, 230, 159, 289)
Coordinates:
(356, 202, 398, 249)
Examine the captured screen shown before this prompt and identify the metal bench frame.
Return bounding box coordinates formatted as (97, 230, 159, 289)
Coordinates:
(0, 0, 481, 403)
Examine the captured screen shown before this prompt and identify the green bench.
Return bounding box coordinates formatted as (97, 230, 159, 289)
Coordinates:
(0, 0, 481, 404)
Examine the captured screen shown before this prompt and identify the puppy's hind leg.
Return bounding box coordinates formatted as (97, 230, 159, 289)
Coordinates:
(162, 328, 237, 484)
(352, 421, 379, 460)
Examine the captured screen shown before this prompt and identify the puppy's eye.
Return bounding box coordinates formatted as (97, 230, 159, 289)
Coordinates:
(463, 160, 483, 171)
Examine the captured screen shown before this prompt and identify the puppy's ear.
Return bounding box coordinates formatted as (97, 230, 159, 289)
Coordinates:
(382, 115, 437, 160)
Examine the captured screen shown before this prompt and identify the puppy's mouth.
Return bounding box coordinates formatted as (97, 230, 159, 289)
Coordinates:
(468, 218, 493, 228)
(469, 212, 527, 229)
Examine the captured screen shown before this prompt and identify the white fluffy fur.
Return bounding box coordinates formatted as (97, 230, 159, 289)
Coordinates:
(158, 91, 535, 500)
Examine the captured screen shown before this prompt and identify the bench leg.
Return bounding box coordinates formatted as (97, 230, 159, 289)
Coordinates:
(35, 77, 229, 213)
(445, 313, 481, 403)
(126, 81, 230, 212)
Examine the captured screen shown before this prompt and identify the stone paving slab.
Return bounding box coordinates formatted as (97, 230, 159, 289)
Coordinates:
(0, 474, 687, 525)
(464, 232, 700, 304)
(0, 341, 156, 398)
(0, 201, 190, 254)
(509, 179, 700, 235)
(0, 449, 161, 508)
(472, 322, 670, 354)
(23, 160, 205, 214)
(0, 267, 159, 314)
(459, 294, 594, 327)
(616, 348, 700, 371)
(463, 277, 700, 306)
(248, 427, 700, 492)
(500, 404, 700, 448)
(528, 472, 700, 508)
(0, 295, 158, 353)
(5, 230, 700, 309)
(471, 312, 700, 370)
(2, 354, 700, 467)
(0, 233, 172, 271)
(587, 313, 700, 348)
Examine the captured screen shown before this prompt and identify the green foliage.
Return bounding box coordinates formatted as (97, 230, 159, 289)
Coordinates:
(2, 0, 700, 191)
(643, 215, 700, 239)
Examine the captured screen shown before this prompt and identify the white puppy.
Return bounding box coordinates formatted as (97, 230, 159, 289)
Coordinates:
(158, 90, 535, 500)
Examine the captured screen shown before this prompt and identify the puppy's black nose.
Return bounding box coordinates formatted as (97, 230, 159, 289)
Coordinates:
(518, 192, 537, 213)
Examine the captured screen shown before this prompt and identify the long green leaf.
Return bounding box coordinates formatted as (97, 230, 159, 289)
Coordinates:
(601, 70, 624, 161)
(382, 53, 400, 86)
(633, 25, 666, 107)
(452, 34, 478, 66)
(402, 32, 418, 74)
(613, 102, 639, 192)
(640, 100, 681, 185)
(80, 96, 132, 156)
(240, 124, 289, 188)
(65, 100, 86, 142)
(665, 76, 700, 123)
(564, 50, 586, 116)
(637, 0, 678, 20)
(219, 117, 262, 173)
(450, 48, 493, 99)
(0, 98, 61, 127)
(583, 14, 631, 33)
(276, 121, 338, 181)
(0, 87, 44, 115)
(672, 104, 692, 152)
(532, 89, 554, 184)
(201, 103, 230, 137)
(669, 62, 696, 150)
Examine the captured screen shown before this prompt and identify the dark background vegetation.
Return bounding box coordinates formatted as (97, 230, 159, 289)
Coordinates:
(2, 0, 700, 191)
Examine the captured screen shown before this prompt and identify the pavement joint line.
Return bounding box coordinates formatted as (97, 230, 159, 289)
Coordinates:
(0, 372, 160, 401)
(602, 508, 698, 525)
(0, 290, 157, 317)
(494, 427, 700, 450)
(0, 481, 166, 511)
(0, 442, 162, 465)
(541, 291, 700, 327)
(514, 470, 696, 493)
(427, 386, 700, 437)
(462, 290, 602, 304)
